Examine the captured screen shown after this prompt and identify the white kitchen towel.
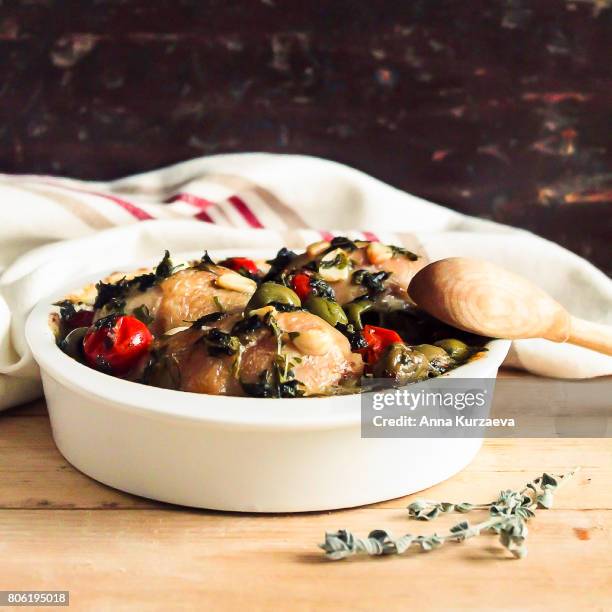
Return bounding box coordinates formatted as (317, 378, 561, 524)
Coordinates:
(1, 153, 611, 410)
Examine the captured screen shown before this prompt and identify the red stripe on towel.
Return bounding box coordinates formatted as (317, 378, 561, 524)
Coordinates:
(195, 211, 214, 222)
(168, 192, 215, 210)
(167, 193, 215, 223)
(319, 230, 334, 241)
(228, 195, 264, 228)
(37, 180, 154, 221)
(362, 231, 380, 242)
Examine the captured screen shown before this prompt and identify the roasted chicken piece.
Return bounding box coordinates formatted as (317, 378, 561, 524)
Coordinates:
(95, 258, 257, 335)
(128, 267, 255, 334)
(146, 310, 363, 397)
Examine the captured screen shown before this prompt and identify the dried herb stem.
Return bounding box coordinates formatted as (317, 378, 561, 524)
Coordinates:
(320, 469, 579, 561)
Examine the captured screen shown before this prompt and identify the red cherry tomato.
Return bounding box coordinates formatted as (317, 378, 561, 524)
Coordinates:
(291, 273, 312, 302)
(83, 315, 153, 376)
(65, 309, 94, 331)
(220, 257, 259, 275)
(360, 325, 403, 363)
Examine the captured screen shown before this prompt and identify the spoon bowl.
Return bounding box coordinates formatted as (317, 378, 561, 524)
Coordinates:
(409, 257, 612, 356)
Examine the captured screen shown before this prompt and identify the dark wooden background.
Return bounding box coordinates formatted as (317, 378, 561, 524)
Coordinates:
(1, 1, 610, 274)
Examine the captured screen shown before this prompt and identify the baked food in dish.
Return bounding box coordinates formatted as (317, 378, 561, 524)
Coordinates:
(52, 238, 487, 397)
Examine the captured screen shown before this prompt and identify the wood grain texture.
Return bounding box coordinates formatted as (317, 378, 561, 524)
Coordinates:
(0, 393, 611, 609)
(568, 316, 612, 356)
(1, 405, 610, 511)
(0, 1, 610, 275)
(0, 509, 611, 611)
(409, 257, 573, 341)
(411, 257, 612, 354)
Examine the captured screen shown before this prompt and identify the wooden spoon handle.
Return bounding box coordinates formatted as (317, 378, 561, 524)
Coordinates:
(566, 317, 612, 356)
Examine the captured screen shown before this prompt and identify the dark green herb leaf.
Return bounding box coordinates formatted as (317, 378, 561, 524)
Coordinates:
(91, 313, 120, 332)
(319, 252, 348, 270)
(267, 301, 302, 312)
(200, 329, 241, 356)
(309, 277, 336, 300)
(241, 374, 305, 398)
(191, 312, 225, 328)
(53, 299, 78, 322)
(94, 251, 175, 309)
(231, 315, 265, 336)
(263, 248, 296, 282)
(390, 245, 419, 261)
(196, 251, 216, 267)
(94, 279, 129, 310)
(352, 269, 390, 295)
(336, 323, 367, 351)
(325, 236, 358, 253)
(154, 250, 174, 278)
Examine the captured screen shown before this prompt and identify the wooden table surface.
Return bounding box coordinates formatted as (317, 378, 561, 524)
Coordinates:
(1, 392, 611, 611)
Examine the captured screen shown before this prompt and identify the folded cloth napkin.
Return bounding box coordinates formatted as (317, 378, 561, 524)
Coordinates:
(1, 153, 611, 410)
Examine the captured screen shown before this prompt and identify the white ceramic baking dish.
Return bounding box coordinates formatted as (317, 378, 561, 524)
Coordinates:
(25, 251, 510, 512)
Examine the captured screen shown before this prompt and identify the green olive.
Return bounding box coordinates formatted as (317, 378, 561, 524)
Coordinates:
(59, 327, 88, 360)
(414, 343, 452, 373)
(373, 342, 429, 383)
(246, 282, 301, 311)
(344, 299, 373, 330)
(304, 296, 348, 327)
(434, 338, 470, 361)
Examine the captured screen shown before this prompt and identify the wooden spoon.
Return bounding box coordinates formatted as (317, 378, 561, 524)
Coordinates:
(409, 257, 612, 356)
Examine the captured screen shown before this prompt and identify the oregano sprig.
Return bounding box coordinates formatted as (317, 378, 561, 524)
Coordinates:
(320, 470, 578, 561)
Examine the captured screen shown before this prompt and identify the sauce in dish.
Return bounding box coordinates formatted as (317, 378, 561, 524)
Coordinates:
(52, 238, 487, 397)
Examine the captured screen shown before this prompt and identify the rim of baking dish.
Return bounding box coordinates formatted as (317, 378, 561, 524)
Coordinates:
(25, 250, 511, 430)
